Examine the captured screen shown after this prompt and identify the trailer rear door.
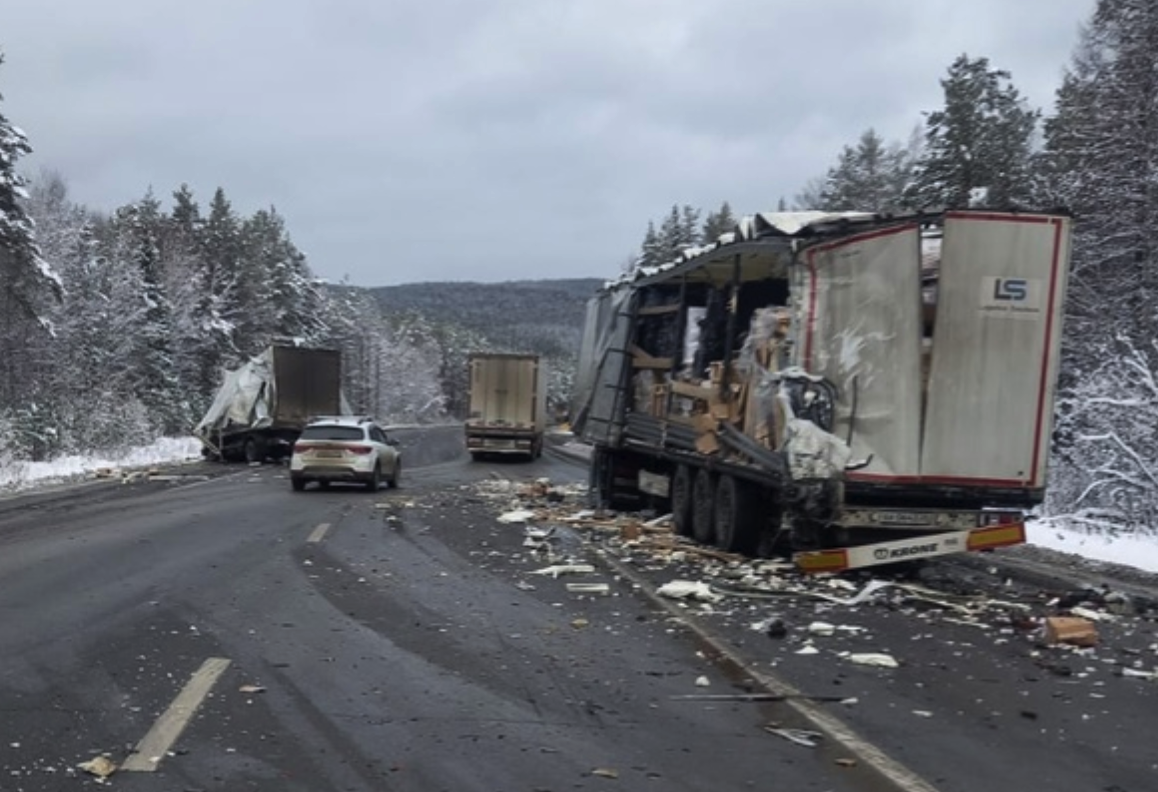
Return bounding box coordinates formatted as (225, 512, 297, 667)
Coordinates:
(800, 224, 924, 477)
(919, 212, 1070, 488)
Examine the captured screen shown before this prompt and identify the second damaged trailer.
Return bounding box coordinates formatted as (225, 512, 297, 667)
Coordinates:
(570, 209, 1073, 572)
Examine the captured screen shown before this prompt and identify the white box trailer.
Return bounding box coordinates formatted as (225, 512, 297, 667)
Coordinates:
(466, 353, 547, 460)
(571, 209, 1072, 572)
(196, 346, 344, 463)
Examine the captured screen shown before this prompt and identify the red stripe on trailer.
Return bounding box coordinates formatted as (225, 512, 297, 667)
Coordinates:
(1029, 219, 1064, 488)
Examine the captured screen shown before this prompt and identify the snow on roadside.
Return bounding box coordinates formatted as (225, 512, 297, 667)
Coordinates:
(1027, 520, 1158, 574)
(0, 437, 202, 493)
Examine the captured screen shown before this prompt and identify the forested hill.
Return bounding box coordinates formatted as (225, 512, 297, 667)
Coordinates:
(369, 278, 603, 341)
(364, 277, 603, 419)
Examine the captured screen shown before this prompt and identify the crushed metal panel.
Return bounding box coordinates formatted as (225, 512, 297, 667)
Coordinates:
(798, 224, 923, 477)
(920, 213, 1070, 487)
(570, 295, 605, 434)
(571, 288, 636, 446)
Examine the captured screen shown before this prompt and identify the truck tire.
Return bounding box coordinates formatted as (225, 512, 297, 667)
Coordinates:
(691, 469, 716, 545)
(671, 465, 694, 537)
(244, 437, 265, 464)
(590, 448, 613, 510)
(714, 475, 760, 555)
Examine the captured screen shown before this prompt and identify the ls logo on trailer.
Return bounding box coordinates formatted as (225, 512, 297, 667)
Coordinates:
(993, 278, 1028, 301)
(979, 276, 1042, 318)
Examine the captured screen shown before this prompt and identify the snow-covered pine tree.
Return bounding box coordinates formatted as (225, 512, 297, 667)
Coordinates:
(1040, 0, 1158, 531)
(700, 201, 736, 243)
(238, 207, 325, 351)
(122, 193, 183, 433)
(179, 186, 240, 407)
(819, 129, 913, 212)
(0, 52, 62, 416)
(636, 221, 664, 270)
(906, 55, 1039, 209)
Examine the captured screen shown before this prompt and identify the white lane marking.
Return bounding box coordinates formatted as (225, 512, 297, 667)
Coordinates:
(607, 555, 942, 792)
(307, 523, 332, 543)
(121, 657, 232, 772)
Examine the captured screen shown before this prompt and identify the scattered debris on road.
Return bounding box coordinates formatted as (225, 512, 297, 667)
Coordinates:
(497, 509, 538, 524)
(470, 471, 1158, 715)
(846, 653, 900, 669)
(566, 582, 610, 595)
(764, 726, 823, 748)
(529, 563, 595, 578)
(656, 580, 723, 604)
(1041, 616, 1099, 647)
(77, 755, 117, 779)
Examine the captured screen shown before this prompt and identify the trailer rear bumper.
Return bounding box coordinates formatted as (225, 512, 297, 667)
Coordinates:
(793, 523, 1027, 573)
(466, 428, 540, 455)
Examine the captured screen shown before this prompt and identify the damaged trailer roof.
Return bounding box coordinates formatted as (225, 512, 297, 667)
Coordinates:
(609, 210, 934, 290)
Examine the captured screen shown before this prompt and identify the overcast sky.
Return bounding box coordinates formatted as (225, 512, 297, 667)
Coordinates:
(3, 1, 1093, 286)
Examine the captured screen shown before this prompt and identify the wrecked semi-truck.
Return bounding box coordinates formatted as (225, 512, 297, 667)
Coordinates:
(466, 353, 547, 460)
(196, 345, 344, 463)
(571, 209, 1072, 572)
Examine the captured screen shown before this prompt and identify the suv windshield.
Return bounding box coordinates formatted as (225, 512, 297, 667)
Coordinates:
(300, 425, 365, 442)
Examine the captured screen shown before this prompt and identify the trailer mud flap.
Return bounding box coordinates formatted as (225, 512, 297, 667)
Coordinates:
(794, 523, 1026, 573)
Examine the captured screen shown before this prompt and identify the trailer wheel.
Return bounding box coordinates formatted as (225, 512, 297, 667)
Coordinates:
(714, 475, 760, 555)
(691, 469, 716, 545)
(671, 465, 694, 537)
(244, 437, 265, 464)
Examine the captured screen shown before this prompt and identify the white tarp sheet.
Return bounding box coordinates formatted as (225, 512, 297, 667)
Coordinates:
(195, 349, 275, 436)
(920, 213, 1071, 487)
(797, 225, 923, 477)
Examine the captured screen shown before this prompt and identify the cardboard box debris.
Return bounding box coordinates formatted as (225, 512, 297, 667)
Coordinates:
(78, 756, 117, 778)
(1042, 616, 1099, 647)
(695, 432, 720, 455)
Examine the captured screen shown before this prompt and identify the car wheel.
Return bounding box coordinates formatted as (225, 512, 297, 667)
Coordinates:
(388, 459, 401, 488)
(291, 476, 306, 492)
(366, 462, 381, 492)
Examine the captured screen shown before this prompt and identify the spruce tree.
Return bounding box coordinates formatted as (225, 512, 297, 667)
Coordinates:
(906, 55, 1039, 209)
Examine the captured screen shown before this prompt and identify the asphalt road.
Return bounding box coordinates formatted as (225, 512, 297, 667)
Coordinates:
(0, 427, 869, 792)
(3, 426, 1157, 792)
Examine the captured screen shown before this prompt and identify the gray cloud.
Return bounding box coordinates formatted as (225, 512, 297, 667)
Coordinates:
(2, 0, 1092, 285)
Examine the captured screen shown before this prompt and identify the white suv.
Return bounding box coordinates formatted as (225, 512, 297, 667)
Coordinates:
(290, 417, 401, 492)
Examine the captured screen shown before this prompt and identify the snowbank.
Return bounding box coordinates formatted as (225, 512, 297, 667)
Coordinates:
(0, 437, 202, 493)
(1027, 521, 1158, 574)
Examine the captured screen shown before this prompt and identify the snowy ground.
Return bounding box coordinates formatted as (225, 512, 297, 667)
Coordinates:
(1026, 520, 1158, 574)
(0, 437, 202, 493)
